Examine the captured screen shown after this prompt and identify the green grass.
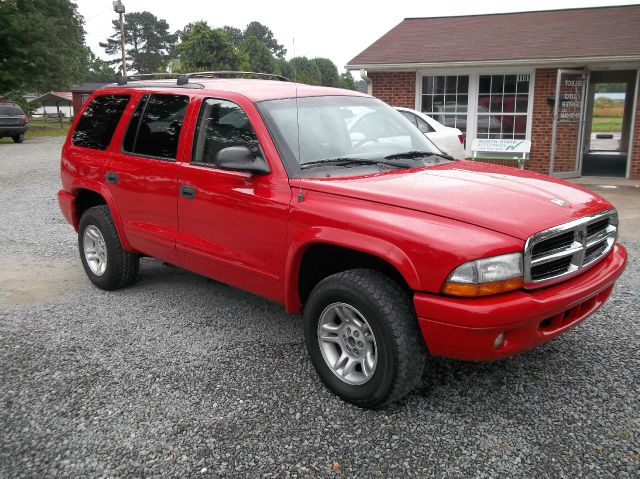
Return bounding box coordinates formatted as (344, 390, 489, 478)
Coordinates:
(0, 117, 71, 143)
(591, 116, 622, 133)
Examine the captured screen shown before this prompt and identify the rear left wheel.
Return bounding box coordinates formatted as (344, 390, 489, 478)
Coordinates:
(78, 205, 139, 290)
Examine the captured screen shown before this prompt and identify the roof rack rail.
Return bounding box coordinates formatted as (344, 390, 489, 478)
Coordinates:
(116, 73, 179, 85)
(176, 71, 290, 85)
(116, 71, 290, 86)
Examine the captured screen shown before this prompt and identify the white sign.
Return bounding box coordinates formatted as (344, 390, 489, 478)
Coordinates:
(471, 139, 531, 153)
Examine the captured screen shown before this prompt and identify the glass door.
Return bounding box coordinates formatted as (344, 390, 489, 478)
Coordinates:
(550, 69, 588, 177)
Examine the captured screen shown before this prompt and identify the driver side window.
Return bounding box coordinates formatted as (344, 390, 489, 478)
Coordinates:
(192, 98, 260, 166)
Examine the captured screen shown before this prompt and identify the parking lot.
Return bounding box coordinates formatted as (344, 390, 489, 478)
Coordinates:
(1, 137, 638, 477)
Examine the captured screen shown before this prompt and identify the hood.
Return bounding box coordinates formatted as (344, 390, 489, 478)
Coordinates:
(297, 161, 613, 240)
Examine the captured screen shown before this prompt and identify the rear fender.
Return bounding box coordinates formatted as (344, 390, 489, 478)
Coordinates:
(70, 180, 134, 252)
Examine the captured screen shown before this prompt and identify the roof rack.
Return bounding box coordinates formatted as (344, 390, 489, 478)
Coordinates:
(116, 71, 290, 86)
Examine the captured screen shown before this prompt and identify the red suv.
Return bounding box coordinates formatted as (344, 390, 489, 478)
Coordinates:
(58, 73, 627, 408)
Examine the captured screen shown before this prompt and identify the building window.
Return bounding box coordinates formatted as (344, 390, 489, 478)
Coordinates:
(421, 75, 469, 133)
(476, 74, 530, 139)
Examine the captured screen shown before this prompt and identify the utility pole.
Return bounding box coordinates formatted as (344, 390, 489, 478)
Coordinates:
(112, 1, 126, 77)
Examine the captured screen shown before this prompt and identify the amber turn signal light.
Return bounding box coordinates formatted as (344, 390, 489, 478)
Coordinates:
(442, 277, 524, 297)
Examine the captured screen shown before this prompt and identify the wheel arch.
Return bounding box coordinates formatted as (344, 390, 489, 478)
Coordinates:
(284, 229, 421, 314)
(71, 182, 133, 251)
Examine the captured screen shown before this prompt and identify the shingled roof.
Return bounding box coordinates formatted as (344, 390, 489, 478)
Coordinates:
(347, 5, 640, 67)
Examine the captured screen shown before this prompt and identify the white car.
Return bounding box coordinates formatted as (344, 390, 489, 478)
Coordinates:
(395, 107, 466, 160)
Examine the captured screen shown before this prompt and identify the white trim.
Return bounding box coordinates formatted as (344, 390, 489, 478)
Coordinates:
(347, 55, 640, 71)
(415, 67, 535, 157)
(626, 69, 640, 179)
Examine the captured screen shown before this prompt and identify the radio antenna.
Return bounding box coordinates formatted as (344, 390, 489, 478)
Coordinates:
(293, 37, 304, 202)
(293, 37, 301, 166)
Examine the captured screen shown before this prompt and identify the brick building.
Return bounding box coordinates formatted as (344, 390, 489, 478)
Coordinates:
(347, 5, 640, 179)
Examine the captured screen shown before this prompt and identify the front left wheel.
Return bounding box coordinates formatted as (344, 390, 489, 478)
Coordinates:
(78, 205, 139, 290)
(303, 269, 427, 408)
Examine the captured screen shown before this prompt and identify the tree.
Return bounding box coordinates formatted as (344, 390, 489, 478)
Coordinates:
(244, 21, 286, 59)
(223, 26, 244, 47)
(83, 50, 117, 83)
(0, 0, 88, 93)
(274, 58, 292, 79)
(240, 37, 275, 74)
(288, 57, 322, 85)
(175, 21, 247, 72)
(312, 58, 340, 87)
(100, 11, 176, 74)
(339, 71, 357, 90)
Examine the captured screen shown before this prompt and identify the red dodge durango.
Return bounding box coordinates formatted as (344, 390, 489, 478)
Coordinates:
(58, 73, 627, 408)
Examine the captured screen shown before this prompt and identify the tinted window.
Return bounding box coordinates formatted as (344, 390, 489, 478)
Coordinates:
(0, 104, 24, 115)
(192, 99, 260, 166)
(72, 95, 130, 150)
(123, 94, 189, 160)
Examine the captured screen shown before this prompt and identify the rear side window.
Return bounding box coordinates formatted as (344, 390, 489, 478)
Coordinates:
(123, 94, 189, 160)
(192, 98, 260, 166)
(72, 95, 130, 150)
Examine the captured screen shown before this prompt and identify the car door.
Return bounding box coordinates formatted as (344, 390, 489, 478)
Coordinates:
(176, 97, 291, 302)
(104, 92, 191, 264)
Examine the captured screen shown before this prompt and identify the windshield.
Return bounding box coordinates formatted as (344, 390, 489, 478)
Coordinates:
(256, 95, 447, 176)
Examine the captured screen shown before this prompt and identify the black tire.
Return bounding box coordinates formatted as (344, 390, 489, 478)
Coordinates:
(12, 133, 24, 143)
(78, 205, 139, 290)
(303, 269, 426, 408)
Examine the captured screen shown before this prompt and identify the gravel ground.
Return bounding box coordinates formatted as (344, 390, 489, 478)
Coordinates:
(1, 138, 639, 478)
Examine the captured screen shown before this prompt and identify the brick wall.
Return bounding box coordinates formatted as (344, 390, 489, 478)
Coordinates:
(368, 71, 416, 108)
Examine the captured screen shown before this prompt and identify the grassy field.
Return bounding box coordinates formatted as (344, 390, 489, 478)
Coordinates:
(591, 97, 623, 133)
(0, 117, 71, 143)
(592, 116, 623, 132)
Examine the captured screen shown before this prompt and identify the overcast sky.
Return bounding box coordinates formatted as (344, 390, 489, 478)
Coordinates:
(77, 0, 638, 79)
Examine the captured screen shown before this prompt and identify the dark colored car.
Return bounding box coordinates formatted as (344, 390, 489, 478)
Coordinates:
(0, 103, 28, 143)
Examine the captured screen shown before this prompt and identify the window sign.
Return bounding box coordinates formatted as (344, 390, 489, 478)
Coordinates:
(558, 76, 584, 123)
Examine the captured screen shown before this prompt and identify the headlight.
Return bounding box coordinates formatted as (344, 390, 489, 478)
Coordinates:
(442, 252, 523, 297)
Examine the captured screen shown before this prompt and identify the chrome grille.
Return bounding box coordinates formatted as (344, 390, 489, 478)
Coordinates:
(524, 209, 618, 289)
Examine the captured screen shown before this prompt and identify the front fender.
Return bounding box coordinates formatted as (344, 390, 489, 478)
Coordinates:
(284, 226, 421, 313)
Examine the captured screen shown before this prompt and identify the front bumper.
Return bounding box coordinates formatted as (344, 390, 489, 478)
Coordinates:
(414, 243, 627, 361)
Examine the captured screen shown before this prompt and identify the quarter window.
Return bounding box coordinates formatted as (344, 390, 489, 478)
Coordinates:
(421, 75, 469, 133)
(477, 74, 530, 140)
(192, 99, 260, 166)
(123, 94, 189, 160)
(72, 95, 130, 150)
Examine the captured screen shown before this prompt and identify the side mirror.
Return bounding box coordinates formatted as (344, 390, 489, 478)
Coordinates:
(215, 146, 270, 175)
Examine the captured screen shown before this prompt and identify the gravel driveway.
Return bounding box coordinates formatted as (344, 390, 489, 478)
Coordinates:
(1, 138, 639, 478)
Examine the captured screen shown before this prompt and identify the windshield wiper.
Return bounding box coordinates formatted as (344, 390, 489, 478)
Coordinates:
(300, 158, 390, 170)
(384, 151, 454, 161)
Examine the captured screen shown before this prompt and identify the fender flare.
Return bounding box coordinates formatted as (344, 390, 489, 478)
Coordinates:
(284, 226, 421, 313)
(70, 180, 134, 252)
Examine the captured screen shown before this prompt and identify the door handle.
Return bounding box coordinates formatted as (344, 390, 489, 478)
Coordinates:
(180, 185, 196, 199)
(105, 171, 119, 184)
